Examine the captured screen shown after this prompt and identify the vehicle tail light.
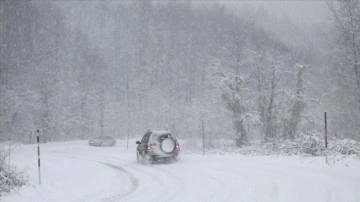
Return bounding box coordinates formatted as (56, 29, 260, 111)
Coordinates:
(175, 143, 180, 151)
(146, 145, 152, 153)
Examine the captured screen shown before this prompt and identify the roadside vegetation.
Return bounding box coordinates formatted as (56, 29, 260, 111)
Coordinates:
(0, 143, 28, 197)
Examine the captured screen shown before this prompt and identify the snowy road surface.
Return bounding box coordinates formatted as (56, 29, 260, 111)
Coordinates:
(3, 140, 360, 202)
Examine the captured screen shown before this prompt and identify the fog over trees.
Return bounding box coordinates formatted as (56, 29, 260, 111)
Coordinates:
(1, 0, 359, 145)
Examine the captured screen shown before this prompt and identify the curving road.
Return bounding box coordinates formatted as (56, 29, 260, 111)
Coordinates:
(3, 140, 360, 202)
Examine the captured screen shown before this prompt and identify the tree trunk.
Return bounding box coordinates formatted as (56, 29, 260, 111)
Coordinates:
(265, 68, 277, 141)
(235, 119, 247, 147)
(285, 65, 305, 139)
(98, 90, 105, 137)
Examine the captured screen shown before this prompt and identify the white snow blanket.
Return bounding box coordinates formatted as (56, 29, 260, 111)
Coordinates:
(2, 140, 360, 202)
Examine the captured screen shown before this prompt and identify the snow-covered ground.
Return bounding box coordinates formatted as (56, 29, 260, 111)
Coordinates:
(2, 139, 360, 202)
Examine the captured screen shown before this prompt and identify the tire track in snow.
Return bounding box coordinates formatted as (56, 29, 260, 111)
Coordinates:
(44, 143, 360, 202)
(49, 149, 141, 202)
(175, 156, 282, 202)
(130, 163, 166, 187)
(61, 150, 173, 202)
(149, 164, 186, 202)
(176, 164, 234, 202)
(179, 162, 277, 202)
(100, 162, 139, 202)
(221, 158, 348, 202)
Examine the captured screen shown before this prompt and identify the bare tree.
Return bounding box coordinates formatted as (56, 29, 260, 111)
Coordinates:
(328, 0, 360, 139)
(283, 64, 306, 139)
(328, 0, 360, 107)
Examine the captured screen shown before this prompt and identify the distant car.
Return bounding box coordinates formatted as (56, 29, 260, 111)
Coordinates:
(88, 136, 116, 146)
(136, 130, 180, 164)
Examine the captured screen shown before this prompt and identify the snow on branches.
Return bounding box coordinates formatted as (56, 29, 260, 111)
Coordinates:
(220, 73, 259, 147)
(0, 142, 28, 197)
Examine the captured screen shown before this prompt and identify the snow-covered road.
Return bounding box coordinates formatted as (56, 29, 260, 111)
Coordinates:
(3, 140, 360, 202)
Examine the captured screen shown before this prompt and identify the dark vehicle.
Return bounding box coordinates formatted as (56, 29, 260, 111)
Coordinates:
(136, 130, 180, 164)
(88, 136, 116, 146)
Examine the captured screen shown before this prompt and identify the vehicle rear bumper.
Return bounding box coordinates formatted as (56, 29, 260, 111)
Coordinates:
(149, 153, 178, 162)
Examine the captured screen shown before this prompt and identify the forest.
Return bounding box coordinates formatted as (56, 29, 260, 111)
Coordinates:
(1, 0, 360, 147)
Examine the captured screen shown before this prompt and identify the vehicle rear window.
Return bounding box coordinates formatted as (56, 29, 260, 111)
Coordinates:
(151, 133, 172, 142)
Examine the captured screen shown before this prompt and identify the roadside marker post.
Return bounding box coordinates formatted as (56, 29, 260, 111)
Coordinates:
(324, 112, 329, 165)
(325, 112, 328, 149)
(36, 129, 41, 184)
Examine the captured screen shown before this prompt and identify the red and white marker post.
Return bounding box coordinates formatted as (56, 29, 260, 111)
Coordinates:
(36, 129, 41, 184)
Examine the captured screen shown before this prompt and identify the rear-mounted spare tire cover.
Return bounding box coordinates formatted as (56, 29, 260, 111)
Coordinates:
(161, 138, 175, 153)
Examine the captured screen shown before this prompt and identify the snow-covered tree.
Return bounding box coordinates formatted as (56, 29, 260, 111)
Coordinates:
(220, 73, 255, 146)
(283, 64, 306, 139)
(327, 0, 360, 140)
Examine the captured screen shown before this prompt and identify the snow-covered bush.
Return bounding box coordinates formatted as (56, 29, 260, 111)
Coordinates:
(263, 131, 360, 157)
(176, 133, 360, 158)
(0, 166, 28, 195)
(328, 139, 360, 156)
(0, 143, 28, 197)
(296, 131, 325, 156)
